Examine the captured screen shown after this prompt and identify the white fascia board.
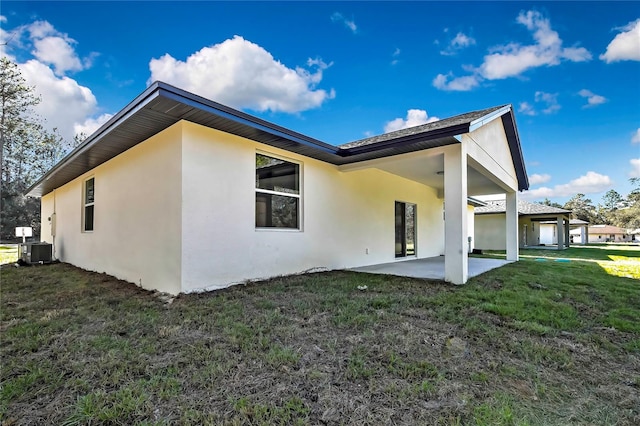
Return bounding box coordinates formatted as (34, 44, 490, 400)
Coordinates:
(468, 105, 512, 133)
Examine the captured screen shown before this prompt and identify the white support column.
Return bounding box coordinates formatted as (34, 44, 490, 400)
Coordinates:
(444, 146, 468, 284)
(583, 225, 588, 245)
(505, 191, 519, 261)
(557, 216, 565, 250)
(565, 218, 570, 248)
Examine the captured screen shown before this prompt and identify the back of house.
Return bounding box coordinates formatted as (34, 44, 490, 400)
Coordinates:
(28, 82, 528, 294)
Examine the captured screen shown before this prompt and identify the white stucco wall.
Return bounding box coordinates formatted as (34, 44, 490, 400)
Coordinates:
(179, 121, 445, 292)
(474, 214, 506, 250)
(464, 118, 519, 193)
(42, 115, 524, 293)
(40, 125, 183, 294)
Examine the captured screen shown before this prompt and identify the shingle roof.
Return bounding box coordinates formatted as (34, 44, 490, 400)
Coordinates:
(475, 199, 571, 216)
(589, 225, 627, 234)
(339, 105, 506, 149)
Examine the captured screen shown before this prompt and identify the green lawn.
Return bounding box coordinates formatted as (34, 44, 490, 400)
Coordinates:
(1, 245, 638, 424)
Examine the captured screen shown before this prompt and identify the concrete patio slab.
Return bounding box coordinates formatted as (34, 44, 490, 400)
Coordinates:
(350, 256, 513, 281)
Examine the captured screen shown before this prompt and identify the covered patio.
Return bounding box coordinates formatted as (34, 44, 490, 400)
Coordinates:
(351, 256, 513, 281)
(339, 105, 527, 284)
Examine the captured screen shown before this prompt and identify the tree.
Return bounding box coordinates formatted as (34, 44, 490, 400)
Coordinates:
(609, 179, 640, 230)
(1, 57, 70, 240)
(563, 193, 597, 223)
(537, 198, 564, 209)
(602, 189, 624, 211)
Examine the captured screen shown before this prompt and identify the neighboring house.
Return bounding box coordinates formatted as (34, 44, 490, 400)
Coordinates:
(541, 218, 590, 245)
(584, 225, 633, 242)
(567, 219, 590, 244)
(27, 82, 528, 295)
(474, 200, 571, 250)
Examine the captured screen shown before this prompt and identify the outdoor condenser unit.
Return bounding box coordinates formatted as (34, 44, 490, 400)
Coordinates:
(19, 242, 52, 264)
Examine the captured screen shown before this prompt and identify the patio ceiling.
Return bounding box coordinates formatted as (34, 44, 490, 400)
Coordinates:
(350, 153, 508, 197)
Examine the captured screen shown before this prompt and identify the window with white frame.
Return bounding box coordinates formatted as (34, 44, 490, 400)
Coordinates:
(83, 177, 95, 232)
(255, 153, 300, 229)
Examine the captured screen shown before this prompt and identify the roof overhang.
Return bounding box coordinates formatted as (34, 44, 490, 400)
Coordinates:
(27, 82, 530, 197)
(467, 197, 488, 207)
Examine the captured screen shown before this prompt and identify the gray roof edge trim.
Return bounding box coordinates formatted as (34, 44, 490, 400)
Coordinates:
(26, 84, 163, 197)
(526, 212, 572, 218)
(468, 104, 511, 132)
(500, 108, 529, 191)
(155, 83, 339, 155)
(337, 123, 468, 156)
(475, 207, 572, 215)
(467, 197, 487, 207)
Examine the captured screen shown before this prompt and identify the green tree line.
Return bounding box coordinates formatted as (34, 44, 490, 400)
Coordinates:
(538, 183, 640, 230)
(1, 57, 75, 240)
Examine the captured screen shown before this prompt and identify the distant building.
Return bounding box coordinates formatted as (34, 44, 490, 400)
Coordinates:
(573, 225, 634, 243)
(474, 200, 573, 250)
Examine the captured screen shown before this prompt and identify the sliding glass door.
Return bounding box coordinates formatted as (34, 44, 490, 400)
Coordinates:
(395, 201, 416, 257)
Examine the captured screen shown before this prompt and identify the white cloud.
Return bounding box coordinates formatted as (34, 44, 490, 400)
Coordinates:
(391, 47, 401, 65)
(384, 109, 439, 133)
(440, 32, 476, 56)
(24, 20, 85, 75)
(519, 92, 561, 115)
(19, 59, 99, 142)
(529, 173, 551, 184)
(331, 12, 357, 34)
(632, 128, 640, 144)
(32, 35, 83, 75)
(148, 36, 335, 114)
(434, 10, 591, 91)
(630, 159, 640, 178)
(518, 101, 536, 116)
(452, 32, 475, 48)
(600, 19, 640, 63)
(534, 91, 560, 114)
(578, 89, 607, 107)
(432, 73, 481, 91)
(522, 171, 613, 199)
(73, 113, 113, 139)
(480, 11, 591, 79)
(1, 18, 105, 143)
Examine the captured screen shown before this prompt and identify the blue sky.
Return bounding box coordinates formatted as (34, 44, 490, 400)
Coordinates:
(1, 1, 639, 204)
